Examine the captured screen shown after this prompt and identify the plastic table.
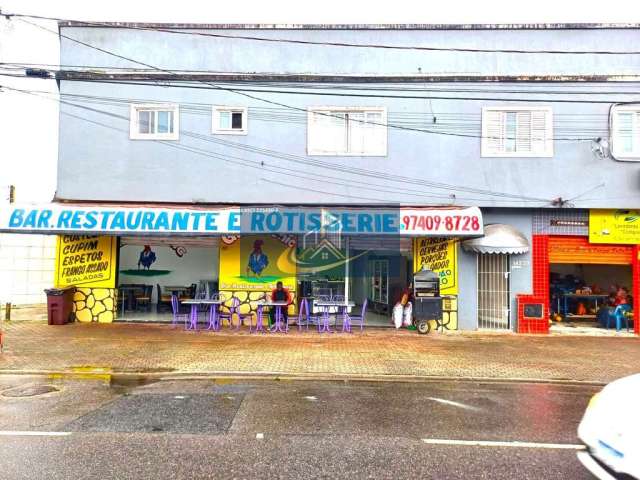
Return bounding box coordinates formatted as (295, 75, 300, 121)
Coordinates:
(181, 299, 224, 330)
(255, 301, 289, 333)
(314, 301, 356, 333)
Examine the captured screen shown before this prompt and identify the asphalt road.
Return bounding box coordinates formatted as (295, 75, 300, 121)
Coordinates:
(0, 375, 600, 479)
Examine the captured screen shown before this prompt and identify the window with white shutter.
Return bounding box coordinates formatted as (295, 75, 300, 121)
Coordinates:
(611, 106, 640, 160)
(129, 104, 179, 140)
(481, 107, 553, 157)
(307, 107, 387, 156)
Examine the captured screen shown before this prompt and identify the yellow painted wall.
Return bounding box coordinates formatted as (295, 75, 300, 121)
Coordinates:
(73, 287, 116, 323)
(219, 235, 297, 319)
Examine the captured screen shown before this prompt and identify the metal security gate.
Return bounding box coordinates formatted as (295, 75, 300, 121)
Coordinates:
(477, 254, 511, 330)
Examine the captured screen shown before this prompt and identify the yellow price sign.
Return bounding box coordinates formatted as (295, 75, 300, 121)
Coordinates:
(413, 237, 458, 295)
(55, 235, 117, 288)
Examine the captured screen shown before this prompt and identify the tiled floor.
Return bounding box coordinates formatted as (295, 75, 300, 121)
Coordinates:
(1, 321, 638, 382)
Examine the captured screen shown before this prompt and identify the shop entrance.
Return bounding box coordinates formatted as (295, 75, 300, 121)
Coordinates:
(547, 236, 635, 333)
(116, 236, 219, 322)
(477, 254, 511, 330)
(550, 264, 632, 328)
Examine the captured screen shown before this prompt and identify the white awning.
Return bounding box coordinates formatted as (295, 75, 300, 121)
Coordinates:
(461, 224, 529, 254)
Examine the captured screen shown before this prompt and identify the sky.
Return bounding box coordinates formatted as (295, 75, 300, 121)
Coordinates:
(2, 0, 640, 24)
(1, 0, 640, 203)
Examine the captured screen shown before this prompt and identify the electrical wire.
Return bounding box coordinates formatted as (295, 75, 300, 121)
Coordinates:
(0, 85, 612, 138)
(4, 63, 640, 94)
(5, 69, 639, 106)
(3, 11, 640, 55)
(4, 18, 634, 141)
(3, 18, 635, 142)
(2, 84, 554, 204)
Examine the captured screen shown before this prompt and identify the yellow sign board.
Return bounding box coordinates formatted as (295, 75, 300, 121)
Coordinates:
(54, 235, 118, 288)
(589, 209, 640, 245)
(413, 237, 458, 295)
(219, 235, 296, 291)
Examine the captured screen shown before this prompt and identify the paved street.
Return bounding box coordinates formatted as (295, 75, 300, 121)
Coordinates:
(0, 375, 599, 479)
(1, 321, 639, 383)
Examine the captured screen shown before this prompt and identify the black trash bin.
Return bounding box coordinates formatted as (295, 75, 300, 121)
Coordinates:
(44, 286, 76, 325)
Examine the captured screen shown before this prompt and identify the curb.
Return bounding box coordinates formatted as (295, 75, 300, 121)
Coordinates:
(0, 369, 607, 387)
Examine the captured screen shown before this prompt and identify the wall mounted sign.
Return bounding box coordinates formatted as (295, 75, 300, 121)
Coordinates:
(412, 237, 458, 295)
(589, 209, 640, 245)
(1, 204, 483, 237)
(54, 235, 117, 288)
(548, 236, 633, 265)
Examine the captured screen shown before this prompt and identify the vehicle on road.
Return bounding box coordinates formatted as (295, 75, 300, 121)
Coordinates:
(577, 373, 640, 479)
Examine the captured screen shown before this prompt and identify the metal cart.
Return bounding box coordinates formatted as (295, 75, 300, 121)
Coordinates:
(413, 268, 443, 334)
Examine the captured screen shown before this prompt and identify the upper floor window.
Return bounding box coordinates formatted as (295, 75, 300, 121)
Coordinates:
(611, 105, 640, 160)
(212, 106, 248, 135)
(129, 104, 179, 140)
(307, 107, 387, 156)
(481, 107, 553, 157)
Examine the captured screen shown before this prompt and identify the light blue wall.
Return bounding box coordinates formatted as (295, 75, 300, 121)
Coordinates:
(457, 209, 533, 331)
(56, 26, 640, 208)
(60, 26, 640, 76)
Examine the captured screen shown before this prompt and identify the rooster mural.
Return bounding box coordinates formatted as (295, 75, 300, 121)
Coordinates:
(246, 239, 269, 276)
(138, 245, 157, 270)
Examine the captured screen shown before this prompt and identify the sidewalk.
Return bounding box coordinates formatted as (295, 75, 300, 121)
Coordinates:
(0, 321, 638, 383)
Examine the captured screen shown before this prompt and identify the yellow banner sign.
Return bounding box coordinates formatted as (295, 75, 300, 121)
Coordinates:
(589, 209, 640, 245)
(55, 235, 118, 288)
(413, 237, 458, 295)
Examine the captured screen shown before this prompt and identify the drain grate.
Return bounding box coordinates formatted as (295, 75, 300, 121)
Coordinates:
(2, 385, 60, 398)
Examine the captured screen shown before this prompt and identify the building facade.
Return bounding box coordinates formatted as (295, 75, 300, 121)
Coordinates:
(2, 22, 640, 333)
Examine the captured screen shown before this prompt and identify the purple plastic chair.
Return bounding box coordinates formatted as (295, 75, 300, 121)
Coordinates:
(344, 299, 367, 333)
(218, 297, 252, 330)
(170, 295, 190, 329)
(297, 298, 321, 331)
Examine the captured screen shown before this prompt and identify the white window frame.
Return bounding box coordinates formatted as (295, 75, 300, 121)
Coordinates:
(212, 106, 248, 135)
(610, 105, 640, 161)
(307, 106, 388, 156)
(481, 106, 553, 158)
(129, 103, 179, 140)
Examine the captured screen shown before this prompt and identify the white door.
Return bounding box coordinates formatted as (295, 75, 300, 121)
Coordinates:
(477, 254, 511, 330)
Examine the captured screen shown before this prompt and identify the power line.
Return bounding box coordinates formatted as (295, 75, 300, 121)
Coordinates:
(0, 72, 630, 129)
(48, 92, 608, 137)
(2, 87, 608, 138)
(3, 11, 640, 55)
(3, 84, 552, 204)
(6, 65, 640, 96)
(0, 85, 611, 138)
(0, 20, 600, 142)
(48, 76, 639, 106)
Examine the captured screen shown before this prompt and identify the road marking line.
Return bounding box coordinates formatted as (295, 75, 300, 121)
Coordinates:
(0, 431, 71, 437)
(421, 438, 585, 450)
(426, 397, 481, 411)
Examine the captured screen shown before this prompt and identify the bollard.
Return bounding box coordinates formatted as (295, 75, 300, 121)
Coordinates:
(4, 302, 10, 322)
